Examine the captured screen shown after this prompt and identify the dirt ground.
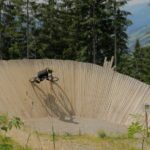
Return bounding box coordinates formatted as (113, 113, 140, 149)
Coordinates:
(8, 116, 129, 150)
(24, 116, 127, 135)
(8, 127, 150, 150)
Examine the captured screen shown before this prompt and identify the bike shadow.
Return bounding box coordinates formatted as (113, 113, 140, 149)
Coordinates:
(31, 82, 78, 124)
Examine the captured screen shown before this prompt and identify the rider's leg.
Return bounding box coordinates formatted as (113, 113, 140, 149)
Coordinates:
(46, 74, 53, 81)
(50, 74, 54, 81)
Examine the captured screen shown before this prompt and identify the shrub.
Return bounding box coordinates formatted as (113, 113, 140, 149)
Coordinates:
(0, 114, 24, 134)
(97, 130, 107, 138)
(64, 132, 71, 137)
(128, 121, 143, 138)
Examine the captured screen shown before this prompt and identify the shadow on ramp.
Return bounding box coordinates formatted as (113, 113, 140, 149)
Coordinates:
(31, 82, 77, 124)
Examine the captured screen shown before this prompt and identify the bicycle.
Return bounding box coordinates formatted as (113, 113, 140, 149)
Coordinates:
(29, 74, 59, 84)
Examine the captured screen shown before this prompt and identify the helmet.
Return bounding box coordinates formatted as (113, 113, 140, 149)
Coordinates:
(47, 68, 53, 73)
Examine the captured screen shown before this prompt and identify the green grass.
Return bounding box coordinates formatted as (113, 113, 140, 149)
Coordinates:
(23, 131, 150, 150)
(60, 134, 142, 150)
(50, 132, 150, 150)
(46, 133, 149, 150)
(0, 134, 32, 150)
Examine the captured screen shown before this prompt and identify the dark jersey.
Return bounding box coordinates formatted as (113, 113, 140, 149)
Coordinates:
(37, 69, 49, 79)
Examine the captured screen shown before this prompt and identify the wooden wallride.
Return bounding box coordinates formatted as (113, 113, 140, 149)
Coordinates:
(0, 59, 149, 126)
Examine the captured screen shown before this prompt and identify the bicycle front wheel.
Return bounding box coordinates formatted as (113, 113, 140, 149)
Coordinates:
(52, 76, 59, 82)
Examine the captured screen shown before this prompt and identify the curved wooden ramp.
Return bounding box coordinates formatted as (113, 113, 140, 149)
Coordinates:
(0, 59, 149, 132)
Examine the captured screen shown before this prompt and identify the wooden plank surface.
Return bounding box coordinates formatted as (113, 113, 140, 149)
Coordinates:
(0, 59, 149, 126)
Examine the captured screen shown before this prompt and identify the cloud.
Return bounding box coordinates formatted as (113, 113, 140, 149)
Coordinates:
(128, 0, 150, 6)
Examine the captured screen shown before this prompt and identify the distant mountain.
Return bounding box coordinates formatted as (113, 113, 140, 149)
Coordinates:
(125, 0, 150, 49)
(128, 25, 150, 50)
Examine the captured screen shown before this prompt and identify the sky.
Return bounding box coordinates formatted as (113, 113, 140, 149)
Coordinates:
(125, 0, 150, 32)
(127, 0, 150, 6)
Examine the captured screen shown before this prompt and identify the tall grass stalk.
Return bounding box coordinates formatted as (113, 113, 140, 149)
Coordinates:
(52, 125, 55, 150)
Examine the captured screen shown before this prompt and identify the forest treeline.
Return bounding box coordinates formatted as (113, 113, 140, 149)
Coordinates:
(0, 0, 149, 84)
(0, 0, 130, 61)
(118, 40, 150, 84)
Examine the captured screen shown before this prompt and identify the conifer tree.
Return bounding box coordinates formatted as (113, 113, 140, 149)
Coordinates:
(135, 39, 141, 50)
(31, 0, 64, 58)
(61, 0, 131, 64)
(0, 0, 27, 59)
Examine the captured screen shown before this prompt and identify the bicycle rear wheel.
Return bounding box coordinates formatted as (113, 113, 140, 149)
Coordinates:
(29, 77, 36, 83)
(29, 77, 40, 83)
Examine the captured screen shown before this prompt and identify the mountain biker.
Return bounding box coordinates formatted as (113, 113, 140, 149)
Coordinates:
(35, 68, 53, 83)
